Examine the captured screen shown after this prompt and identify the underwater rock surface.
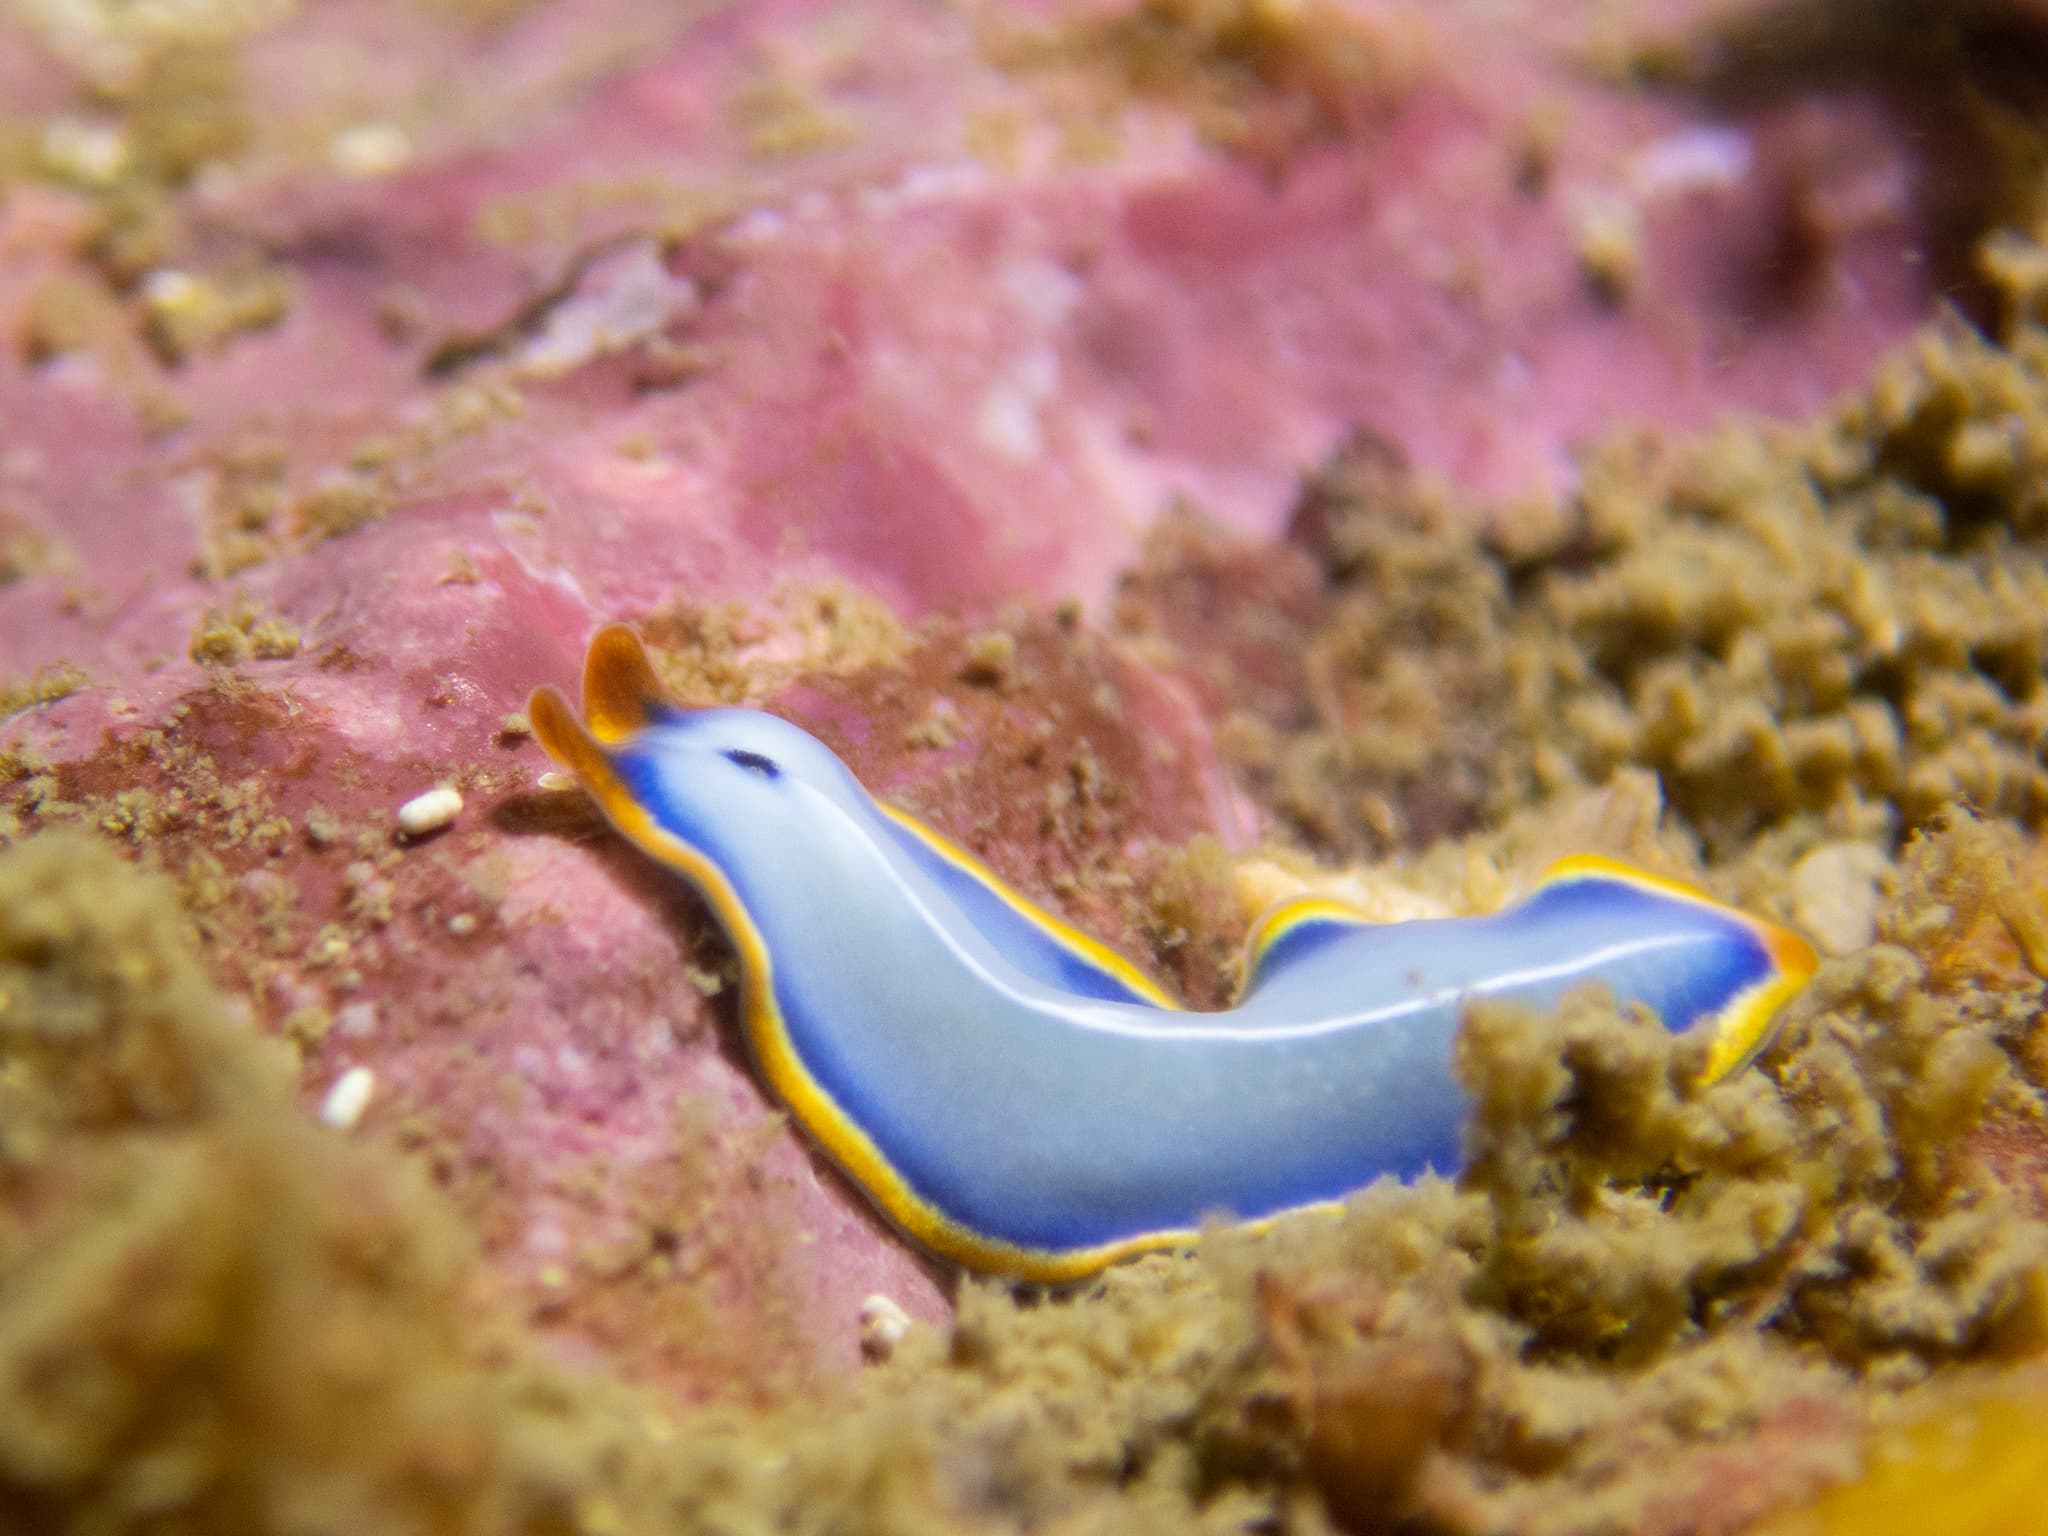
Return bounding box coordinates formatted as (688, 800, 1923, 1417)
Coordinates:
(4, 0, 2048, 1532)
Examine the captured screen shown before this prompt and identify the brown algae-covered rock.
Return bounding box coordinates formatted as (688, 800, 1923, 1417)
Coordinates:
(4, 810, 2045, 1536)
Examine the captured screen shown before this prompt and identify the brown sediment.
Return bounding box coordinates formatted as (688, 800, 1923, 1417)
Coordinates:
(982, 0, 1428, 165)
(0, 662, 89, 722)
(1123, 235, 2048, 886)
(3, 801, 2045, 1533)
(635, 581, 912, 707)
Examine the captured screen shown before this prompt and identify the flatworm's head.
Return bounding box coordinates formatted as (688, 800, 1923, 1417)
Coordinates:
(578, 622, 671, 744)
(529, 626, 868, 878)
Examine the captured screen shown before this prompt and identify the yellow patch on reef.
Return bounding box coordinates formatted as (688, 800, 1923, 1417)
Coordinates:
(1758, 1373, 2048, 1536)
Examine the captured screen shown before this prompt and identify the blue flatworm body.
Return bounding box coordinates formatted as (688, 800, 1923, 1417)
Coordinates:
(531, 626, 1817, 1282)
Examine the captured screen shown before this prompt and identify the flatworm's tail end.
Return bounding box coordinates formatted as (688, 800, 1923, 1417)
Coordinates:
(1757, 913, 1820, 993)
(1702, 908, 1818, 1083)
(1540, 853, 1820, 1082)
(581, 624, 671, 744)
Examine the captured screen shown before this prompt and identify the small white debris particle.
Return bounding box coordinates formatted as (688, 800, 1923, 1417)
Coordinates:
(397, 784, 463, 837)
(328, 121, 412, 179)
(537, 770, 573, 792)
(515, 242, 696, 378)
(859, 1293, 915, 1360)
(319, 1065, 376, 1129)
(1630, 126, 1753, 201)
(447, 912, 479, 937)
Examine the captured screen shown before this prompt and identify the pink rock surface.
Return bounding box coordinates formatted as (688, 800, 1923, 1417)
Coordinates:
(0, 0, 1971, 1391)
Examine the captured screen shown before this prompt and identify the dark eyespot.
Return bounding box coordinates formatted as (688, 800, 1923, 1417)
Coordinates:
(723, 748, 781, 778)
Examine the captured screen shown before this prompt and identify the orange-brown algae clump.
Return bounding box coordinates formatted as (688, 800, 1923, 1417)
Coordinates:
(985, 0, 1431, 164)
(189, 596, 302, 666)
(1120, 221, 2048, 883)
(0, 829, 503, 1533)
(0, 830, 946, 1536)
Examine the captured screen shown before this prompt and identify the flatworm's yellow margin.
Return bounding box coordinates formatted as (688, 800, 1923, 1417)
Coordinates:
(875, 802, 1182, 1011)
(1242, 855, 1817, 1086)
(1242, 895, 1380, 979)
